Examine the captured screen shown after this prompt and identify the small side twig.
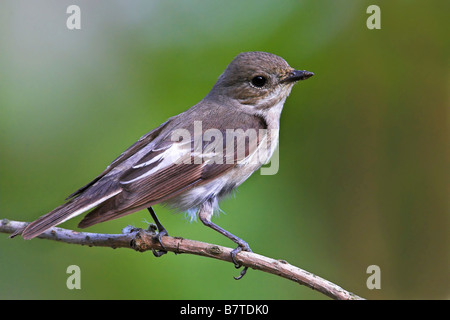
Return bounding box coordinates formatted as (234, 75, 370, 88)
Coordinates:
(1, 218, 364, 300)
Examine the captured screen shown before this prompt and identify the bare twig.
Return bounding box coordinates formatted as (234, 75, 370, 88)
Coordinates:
(1, 218, 364, 300)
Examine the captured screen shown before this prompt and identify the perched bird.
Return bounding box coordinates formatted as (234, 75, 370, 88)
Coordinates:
(14, 51, 313, 279)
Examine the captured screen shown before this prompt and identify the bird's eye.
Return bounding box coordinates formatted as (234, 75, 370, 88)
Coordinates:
(251, 75, 267, 88)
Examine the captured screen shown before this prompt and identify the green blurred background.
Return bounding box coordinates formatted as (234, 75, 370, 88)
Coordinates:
(0, 0, 448, 300)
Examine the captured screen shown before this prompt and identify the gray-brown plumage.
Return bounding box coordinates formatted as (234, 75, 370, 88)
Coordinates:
(15, 51, 313, 278)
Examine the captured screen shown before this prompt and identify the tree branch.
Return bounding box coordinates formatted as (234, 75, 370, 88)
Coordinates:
(1, 218, 364, 300)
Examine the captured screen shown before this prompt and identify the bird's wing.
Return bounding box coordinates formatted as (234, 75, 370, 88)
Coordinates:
(77, 107, 269, 228)
(77, 127, 239, 228)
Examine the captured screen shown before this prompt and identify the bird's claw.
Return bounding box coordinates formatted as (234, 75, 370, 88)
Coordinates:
(151, 228, 169, 257)
(231, 242, 252, 280)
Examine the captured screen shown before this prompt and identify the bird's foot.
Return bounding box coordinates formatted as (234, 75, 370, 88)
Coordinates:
(231, 241, 252, 280)
(148, 223, 169, 257)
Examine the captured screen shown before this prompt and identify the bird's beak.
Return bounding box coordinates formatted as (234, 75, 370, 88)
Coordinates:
(282, 70, 314, 83)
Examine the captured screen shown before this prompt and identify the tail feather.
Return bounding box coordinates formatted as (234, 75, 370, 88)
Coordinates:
(21, 190, 121, 240)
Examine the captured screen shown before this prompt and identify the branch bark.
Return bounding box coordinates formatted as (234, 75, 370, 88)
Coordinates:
(1, 218, 364, 300)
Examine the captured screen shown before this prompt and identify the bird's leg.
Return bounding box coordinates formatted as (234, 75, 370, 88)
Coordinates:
(198, 201, 252, 280)
(147, 207, 169, 257)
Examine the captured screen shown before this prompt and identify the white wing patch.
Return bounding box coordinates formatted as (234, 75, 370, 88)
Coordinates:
(120, 142, 192, 185)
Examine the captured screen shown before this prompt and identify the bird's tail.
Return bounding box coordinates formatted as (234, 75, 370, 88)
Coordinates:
(15, 189, 121, 240)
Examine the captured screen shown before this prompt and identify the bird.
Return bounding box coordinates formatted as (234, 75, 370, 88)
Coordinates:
(13, 51, 314, 279)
